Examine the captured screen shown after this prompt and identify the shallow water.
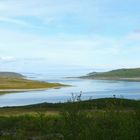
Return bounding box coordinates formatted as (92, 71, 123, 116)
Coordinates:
(0, 69, 140, 107)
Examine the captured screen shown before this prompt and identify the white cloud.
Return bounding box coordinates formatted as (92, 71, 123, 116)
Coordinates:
(0, 0, 98, 26)
(127, 31, 140, 40)
(0, 16, 29, 26)
(0, 56, 16, 62)
(0, 26, 122, 67)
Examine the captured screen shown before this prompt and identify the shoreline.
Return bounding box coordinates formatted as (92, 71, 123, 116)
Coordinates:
(0, 86, 67, 94)
(79, 77, 140, 82)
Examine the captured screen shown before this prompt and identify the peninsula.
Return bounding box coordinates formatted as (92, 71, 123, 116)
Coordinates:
(80, 68, 140, 81)
(0, 72, 65, 93)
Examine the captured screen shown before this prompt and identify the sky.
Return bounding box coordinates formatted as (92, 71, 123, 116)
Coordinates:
(0, 0, 140, 72)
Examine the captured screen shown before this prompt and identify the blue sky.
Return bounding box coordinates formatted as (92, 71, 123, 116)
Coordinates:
(0, 0, 140, 72)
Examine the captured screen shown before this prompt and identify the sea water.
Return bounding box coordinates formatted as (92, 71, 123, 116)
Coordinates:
(0, 67, 140, 107)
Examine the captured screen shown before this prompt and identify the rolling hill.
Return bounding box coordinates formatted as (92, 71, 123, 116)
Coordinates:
(0, 72, 24, 78)
(0, 72, 65, 92)
(81, 68, 140, 80)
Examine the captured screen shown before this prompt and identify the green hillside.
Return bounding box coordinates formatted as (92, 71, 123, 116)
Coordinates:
(82, 68, 140, 80)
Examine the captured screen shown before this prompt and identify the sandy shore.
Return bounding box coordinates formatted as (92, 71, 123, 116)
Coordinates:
(0, 87, 62, 93)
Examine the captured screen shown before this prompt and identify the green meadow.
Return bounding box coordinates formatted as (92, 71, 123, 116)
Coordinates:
(0, 98, 140, 140)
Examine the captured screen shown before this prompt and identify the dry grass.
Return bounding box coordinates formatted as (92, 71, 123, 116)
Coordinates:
(0, 77, 65, 92)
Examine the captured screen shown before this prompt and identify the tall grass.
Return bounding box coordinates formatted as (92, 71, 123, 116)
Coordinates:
(0, 97, 140, 140)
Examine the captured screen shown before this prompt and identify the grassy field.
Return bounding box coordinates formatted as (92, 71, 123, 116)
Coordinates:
(0, 98, 140, 140)
(0, 77, 64, 89)
(82, 68, 140, 80)
(0, 75, 66, 94)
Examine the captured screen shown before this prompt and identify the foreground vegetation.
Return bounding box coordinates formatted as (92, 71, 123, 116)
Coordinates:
(0, 72, 65, 93)
(81, 68, 140, 80)
(0, 98, 140, 140)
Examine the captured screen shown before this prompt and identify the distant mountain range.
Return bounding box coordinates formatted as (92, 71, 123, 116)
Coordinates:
(81, 68, 140, 80)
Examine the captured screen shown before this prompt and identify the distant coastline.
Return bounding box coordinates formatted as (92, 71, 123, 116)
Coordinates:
(80, 68, 140, 81)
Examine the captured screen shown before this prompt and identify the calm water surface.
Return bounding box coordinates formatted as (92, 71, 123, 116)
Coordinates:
(0, 68, 140, 107)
